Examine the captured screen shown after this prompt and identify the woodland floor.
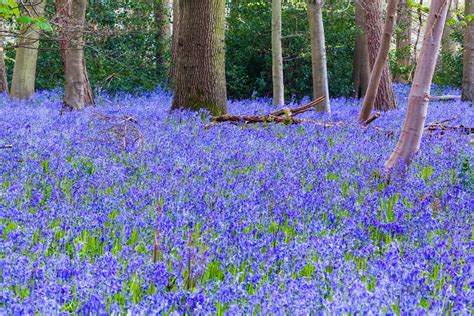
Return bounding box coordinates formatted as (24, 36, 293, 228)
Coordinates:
(0, 85, 472, 313)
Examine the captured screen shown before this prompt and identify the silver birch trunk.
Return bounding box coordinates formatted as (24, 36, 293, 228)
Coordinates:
(11, 0, 46, 100)
(272, 0, 284, 106)
(307, 0, 330, 113)
(386, 0, 449, 171)
(359, 0, 400, 123)
(462, 0, 473, 101)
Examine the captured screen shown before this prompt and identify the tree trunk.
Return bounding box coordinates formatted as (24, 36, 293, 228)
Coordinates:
(413, 0, 424, 69)
(441, 1, 457, 55)
(385, 0, 449, 171)
(362, 0, 397, 112)
(171, 0, 227, 115)
(154, 0, 170, 82)
(462, 0, 473, 101)
(352, 0, 370, 99)
(307, 0, 330, 113)
(272, 0, 284, 105)
(359, 0, 400, 123)
(10, 0, 46, 100)
(0, 24, 8, 95)
(57, 0, 93, 111)
(169, 0, 179, 87)
(394, 0, 412, 83)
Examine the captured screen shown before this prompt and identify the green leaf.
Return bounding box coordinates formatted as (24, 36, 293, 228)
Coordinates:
(16, 15, 32, 24)
(466, 14, 474, 24)
(33, 17, 53, 32)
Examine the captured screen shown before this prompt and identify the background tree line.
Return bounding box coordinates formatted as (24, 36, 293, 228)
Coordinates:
(1, 0, 467, 100)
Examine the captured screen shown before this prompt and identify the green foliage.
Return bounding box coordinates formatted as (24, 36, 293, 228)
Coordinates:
(30, 0, 166, 93)
(225, 0, 355, 100)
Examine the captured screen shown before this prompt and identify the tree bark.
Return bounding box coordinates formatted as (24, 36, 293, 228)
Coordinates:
(272, 0, 284, 105)
(0, 23, 8, 95)
(154, 0, 170, 82)
(362, 0, 397, 112)
(56, 0, 93, 111)
(171, 0, 227, 115)
(11, 0, 46, 100)
(462, 0, 473, 101)
(394, 0, 412, 83)
(359, 0, 400, 122)
(386, 0, 449, 171)
(352, 0, 370, 99)
(307, 0, 330, 113)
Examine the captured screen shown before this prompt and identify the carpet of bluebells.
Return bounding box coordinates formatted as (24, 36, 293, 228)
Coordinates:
(1, 85, 473, 314)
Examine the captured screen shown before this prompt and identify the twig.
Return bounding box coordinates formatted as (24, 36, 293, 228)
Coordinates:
(0, 144, 13, 149)
(363, 112, 381, 126)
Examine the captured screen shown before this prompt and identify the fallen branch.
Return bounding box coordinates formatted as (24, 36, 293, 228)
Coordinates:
(424, 124, 473, 134)
(0, 144, 13, 149)
(269, 96, 325, 117)
(429, 95, 461, 101)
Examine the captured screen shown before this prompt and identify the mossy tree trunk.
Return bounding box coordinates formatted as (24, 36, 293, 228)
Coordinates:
(11, 0, 46, 100)
(171, 0, 227, 115)
(56, 0, 93, 111)
(462, 0, 473, 101)
(0, 24, 8, 95)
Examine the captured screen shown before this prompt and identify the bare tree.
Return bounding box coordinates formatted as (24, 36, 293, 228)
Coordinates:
(307, 0, 330, 113)
(272, 0, 284, 105)
(56, 0, 94, 111)
(352, 0, 370, 99)
(386, 0, 450, 171)
(462, 0, 473, 101)
(11, 0, 46, 100)
(362, 0, 397, 112)
(359, 0, 400, 123)
(171, 0, 227, 115)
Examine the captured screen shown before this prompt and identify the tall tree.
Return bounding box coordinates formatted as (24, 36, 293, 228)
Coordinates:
(359, 0, 400, 122)
(11, 0, 46, 100)
(169, 0, 179, 86)
(362, 0, 397, 111)
(56, 0, 93, 111)
(386, 0, 449, 171)
(272, 0, 284, 105)
(0, 22, 8, 94)
(171, 0, 227, 115)
(153, 0, 170, 82)
(462, 0, 473, 101)
(352, 0, 370, 99)
(441, 1, 458, 55)
(394, 0, 412, 83)
(307, 0, 330, 113)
